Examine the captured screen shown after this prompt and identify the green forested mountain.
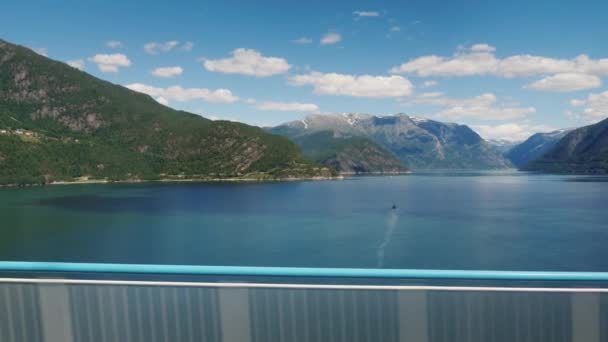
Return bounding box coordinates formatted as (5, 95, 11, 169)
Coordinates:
(0, 39, 333, 185)
(290, 131, 408, 174)
(524, 118, 608, 174)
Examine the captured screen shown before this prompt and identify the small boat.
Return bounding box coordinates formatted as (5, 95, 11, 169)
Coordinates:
(391, 203, 397, 210)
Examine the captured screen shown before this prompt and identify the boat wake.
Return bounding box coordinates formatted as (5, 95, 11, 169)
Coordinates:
(377, 210, 398, 267)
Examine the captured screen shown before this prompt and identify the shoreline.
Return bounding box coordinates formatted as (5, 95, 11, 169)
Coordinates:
(0, 175, 347, 188)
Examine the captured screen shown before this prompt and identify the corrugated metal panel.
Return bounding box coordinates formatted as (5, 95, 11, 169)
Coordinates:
(601, 294, 608, 342)
(0, 283, 43, 342)
(427, 291, 571, 342)
(1, 281, 606, 342)
(68, 285, 221, 342)
(249, 288, 399, 342)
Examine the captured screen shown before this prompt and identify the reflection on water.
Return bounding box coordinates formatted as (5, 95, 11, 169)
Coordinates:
(564, 176, 608, 182)
(38, 195, 166, 213)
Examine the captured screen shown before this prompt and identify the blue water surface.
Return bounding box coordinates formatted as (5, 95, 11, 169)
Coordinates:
(1, 171, 606, 271)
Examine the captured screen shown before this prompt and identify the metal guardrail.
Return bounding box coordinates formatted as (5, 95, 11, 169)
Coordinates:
(3, 261, 608, 281)
(0, 262, 607, 342)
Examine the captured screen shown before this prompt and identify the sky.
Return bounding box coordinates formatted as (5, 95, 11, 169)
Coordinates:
(2, 0, 608, 141)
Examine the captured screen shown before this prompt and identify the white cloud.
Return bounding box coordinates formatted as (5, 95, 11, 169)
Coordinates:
(401, 92, 536, 121)
(353, 11, 380, 17)
(390, 26, 401, 32)
(390, 47, 497, 77)
(470, 44, 496, 53)
(66, 59, 85, 70)
(524, 73, 601, 92)
(126, 83, 239, 104)
(32, 47, 48, 57)
(155, 96, 169, 106)
(570, 99, 586, 107)
(418, 91, 443, 98)
(88, 53, 131, 73)
(144, 40, 179, 54)
(320, 32, 342, 45)
(473, 123, 556, 142)
(106, 40, 122, 48)
(256, 101, 319, 112)
(293, 37, 313, 44)
(151, 66, 184, 78)
(422, 80, 437, 88)
(390, 44, 608, 84)
(289, 71, 413, 98)
(181, 41, 194, 51)
(203, 48, 291, 77)
(569, 91, 608, 118)
(497, 55, 577, 78)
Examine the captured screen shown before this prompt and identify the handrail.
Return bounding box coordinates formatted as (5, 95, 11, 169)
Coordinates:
(1, 261, 608, 281)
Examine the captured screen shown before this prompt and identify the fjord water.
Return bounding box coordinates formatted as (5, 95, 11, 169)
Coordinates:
(1, 172, 607, 272)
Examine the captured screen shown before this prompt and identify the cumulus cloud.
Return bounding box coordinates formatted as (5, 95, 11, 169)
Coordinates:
(470, 44, 496, 53)
(320, 32, 342, 45)
(422, 80, 437, 88)
(353, 11, 380, 17)
(256, 101, 319, 112)
(293, 37, 313, 44)
(151, 66, 184, 78)
(144, 41, 179, 54)
(106, 40, 122, 48)
(32, 47, 48, 57)
(125, 83, 239, 104)
(570, 99, 586, 107)
(66, 59, 85, 70)
(203, 48, 291, 77)
(390, 44, 608, 89)
(569, 91, 608, 118)
(289, 71, 413, 98)
(473, 123, 557, 141)
(524, 73, 601, 92)
(155, 96, 169, 106)
(181, 41, 194, 51)
(390, 26, 401, 32)
(88, 53, 131, 72)
(401, 92, 536, 121)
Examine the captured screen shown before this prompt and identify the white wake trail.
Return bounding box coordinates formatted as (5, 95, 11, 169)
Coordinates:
(377, 211, 398, 267)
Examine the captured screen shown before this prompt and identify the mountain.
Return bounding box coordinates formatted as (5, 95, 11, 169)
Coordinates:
(506, 129, 571, 168)
(272, 113, 512, 170)
(487, 139, 521, 154)
(524, 118, 608, 174)
(0, 39, 333, 185)
(289, 131, 408, 174)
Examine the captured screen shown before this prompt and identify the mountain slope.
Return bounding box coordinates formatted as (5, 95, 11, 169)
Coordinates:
(524, 118, 608, 174)
(0, 39, 333, 185)
(506, 129, 571, 167)
(273, 113, 511, 170)
(290, 131, 408, 174)
(487, 139, 521, 154)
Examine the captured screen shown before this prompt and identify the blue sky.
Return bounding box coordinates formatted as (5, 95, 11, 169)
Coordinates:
(2, 0, 608, 141)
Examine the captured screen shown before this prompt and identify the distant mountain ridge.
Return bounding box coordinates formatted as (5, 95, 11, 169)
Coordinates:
(524, 118, 608, 174)
(272, 113, 512, 170)
(0, 39, 333, 185)
(506, 129, 572, 167)
(487, 139, 521, 154)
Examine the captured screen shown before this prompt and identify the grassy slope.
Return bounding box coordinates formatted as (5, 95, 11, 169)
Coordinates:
(0, 39, 333, 185)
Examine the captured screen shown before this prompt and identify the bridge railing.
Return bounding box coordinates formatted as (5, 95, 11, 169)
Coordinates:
(0, 262, 606, 342)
